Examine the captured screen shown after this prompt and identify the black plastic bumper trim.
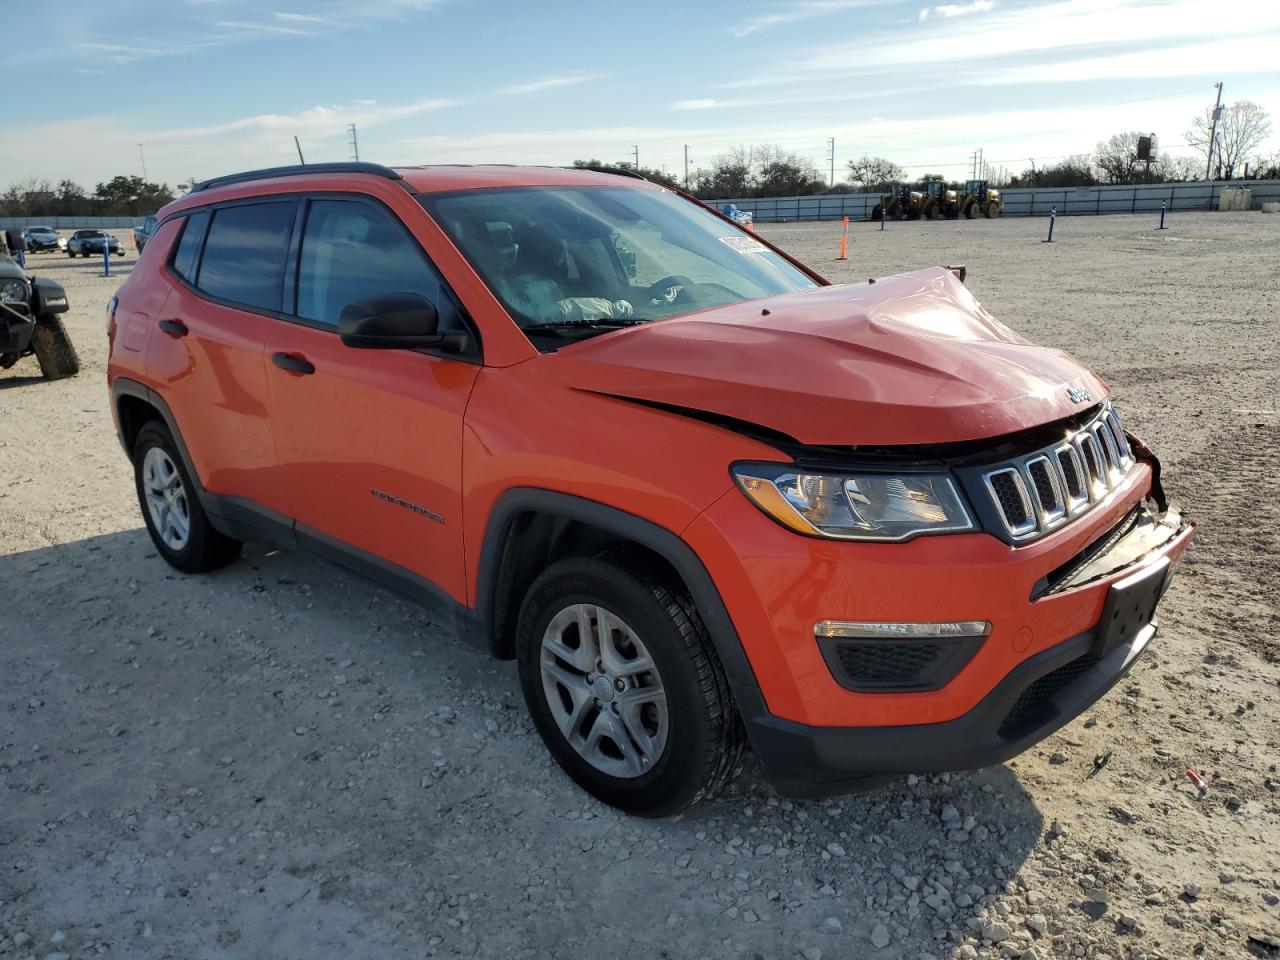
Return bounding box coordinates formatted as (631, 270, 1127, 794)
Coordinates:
(747, 617, 1156, 798)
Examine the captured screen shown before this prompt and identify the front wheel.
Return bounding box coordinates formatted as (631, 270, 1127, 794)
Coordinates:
(133, 422, 241, 573)
(985, 202, 1001, 218)
(516, 553, 743, 816)
(30, 316, 80, 379)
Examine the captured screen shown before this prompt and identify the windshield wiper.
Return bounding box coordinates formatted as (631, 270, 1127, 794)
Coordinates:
(524, 318, 650, 333)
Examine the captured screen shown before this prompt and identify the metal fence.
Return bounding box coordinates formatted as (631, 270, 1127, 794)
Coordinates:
(711, 179, 1280, 222)
(0, 216, 146, 230)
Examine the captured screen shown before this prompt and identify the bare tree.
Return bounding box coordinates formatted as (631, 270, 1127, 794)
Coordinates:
(1158, 154, 1202, 182)
(1186, 100, 1272, 179)
(1093, 131, 1150, 184)
(845, 155, 904, 192)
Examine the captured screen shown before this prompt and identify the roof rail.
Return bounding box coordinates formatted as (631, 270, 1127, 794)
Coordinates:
(561, 163, 653, 184)
(189, 162, 403, 194)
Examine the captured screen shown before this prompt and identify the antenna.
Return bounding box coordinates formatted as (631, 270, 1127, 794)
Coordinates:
(294, 136, 305, 165)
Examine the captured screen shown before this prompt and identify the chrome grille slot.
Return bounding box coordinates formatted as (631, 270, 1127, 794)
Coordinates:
(1054, 443, 1089, 514)
(1075, 432, 1106, 499)
(1092, 422, 1122, 482)
(1106, 409, 1133, 467)
(979, 402, 1137, 542)
(1024, 455, 1066, 526)
(984, 468, 1036, 538)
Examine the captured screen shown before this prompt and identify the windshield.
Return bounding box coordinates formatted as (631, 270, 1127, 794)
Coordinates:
(419, 186, 817, 342)
(81, 231, 104, 238)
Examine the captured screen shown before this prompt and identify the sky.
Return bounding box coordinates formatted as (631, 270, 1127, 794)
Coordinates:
(5, 0, 1278, 190)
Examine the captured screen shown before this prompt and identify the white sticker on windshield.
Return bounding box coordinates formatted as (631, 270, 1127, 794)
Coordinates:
(718, 236, 767, 254)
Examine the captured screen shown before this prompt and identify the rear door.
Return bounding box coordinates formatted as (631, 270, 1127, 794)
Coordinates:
(260, 194, 480, 604)
(146, 199, 297, 521)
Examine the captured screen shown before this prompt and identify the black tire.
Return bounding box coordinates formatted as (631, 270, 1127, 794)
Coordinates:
(30, 316, 80, 379)
(516, 552, 744, 816)
(871, 204, 882, 221)
(66, 250, 75, 258)
(132, 421, 241, 573)
(964, 202, 978, 219)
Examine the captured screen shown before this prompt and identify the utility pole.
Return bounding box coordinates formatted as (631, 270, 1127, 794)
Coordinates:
(683, 144, 690, 188)
(1205, 82, 1224, 181)
(294, 136, 305, 164)
(348, 123, 360, 162)
(138, 143, 147, 181)
(827, 137, 835, 188)
(632, 145, 639, 169)
(970, 148, 983, 180)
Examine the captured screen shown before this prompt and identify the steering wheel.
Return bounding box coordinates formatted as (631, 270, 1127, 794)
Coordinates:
(646, 275, 697, 303)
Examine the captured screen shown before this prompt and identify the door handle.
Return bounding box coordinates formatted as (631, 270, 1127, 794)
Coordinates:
(158, 319, 188, 337)
(271, 352, 316, 375)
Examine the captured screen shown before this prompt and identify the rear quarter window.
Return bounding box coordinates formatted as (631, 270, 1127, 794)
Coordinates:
(195, 201, 295, 312)
(170, 209, 209, 282)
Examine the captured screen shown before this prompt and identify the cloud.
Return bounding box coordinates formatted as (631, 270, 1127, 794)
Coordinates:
(71, 0, 443, 66)
(721, 0, 1277, 92)
(215, 18, 318, 36)
(671, 98, 728, 110)
(729, 0, 894, 37)
(920, 0, 994, 20)
(498, 75, 597, 96)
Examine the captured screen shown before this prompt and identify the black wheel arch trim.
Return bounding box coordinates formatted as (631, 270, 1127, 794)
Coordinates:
(475, 487, 764, 698)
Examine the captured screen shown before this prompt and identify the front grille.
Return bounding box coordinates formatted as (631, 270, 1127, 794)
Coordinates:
(981, 402, 1135, 542)
(834, 641, 942, 685)
(998, 655, 1099, 739)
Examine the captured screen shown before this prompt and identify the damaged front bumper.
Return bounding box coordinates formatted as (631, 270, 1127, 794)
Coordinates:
(743, 503, 1195, 797)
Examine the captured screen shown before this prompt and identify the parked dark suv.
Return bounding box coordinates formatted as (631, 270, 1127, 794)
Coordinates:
(107, 163, 1194, 815)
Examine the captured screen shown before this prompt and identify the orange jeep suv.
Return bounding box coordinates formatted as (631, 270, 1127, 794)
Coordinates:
(107, 163, 1194, 815)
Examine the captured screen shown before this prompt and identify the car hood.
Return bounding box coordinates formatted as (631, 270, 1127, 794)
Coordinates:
(550, 267, 1108, 447)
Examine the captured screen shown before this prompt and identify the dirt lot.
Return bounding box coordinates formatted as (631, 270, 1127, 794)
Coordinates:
(2, 213, 1277, 960)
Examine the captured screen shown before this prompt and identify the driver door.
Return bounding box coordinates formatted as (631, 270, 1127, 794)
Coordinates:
(261, 195, 479, 604)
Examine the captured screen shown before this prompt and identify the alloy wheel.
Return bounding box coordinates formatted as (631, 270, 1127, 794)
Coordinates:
(539, 602, 669, 779)
(142, 446, 191, 551)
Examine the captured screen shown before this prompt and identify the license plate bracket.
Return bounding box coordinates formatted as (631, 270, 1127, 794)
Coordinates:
(1092, 557, 1171, 657)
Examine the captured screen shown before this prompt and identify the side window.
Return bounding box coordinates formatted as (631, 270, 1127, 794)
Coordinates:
(171, 209, 208, 282)
(196, 201, 294, 312)
(296, 199, 465, 332)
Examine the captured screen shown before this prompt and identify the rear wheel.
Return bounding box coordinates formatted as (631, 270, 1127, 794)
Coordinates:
(516, 553, 743, 816)
(30, 316, 80, 379)
(133, 422, 241, 573)
(925, 203, 938, 220)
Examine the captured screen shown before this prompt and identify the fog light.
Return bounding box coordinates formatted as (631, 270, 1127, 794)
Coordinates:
(814, 620, 991, 693)
(815, 620, 991, 639)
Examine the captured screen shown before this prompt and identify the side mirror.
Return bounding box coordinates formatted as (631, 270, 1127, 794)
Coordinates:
(338, 293, 442, 349)
(4, 229, 26, 253)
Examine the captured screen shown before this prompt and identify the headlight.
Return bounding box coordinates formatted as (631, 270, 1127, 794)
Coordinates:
(1, 279, 28, 303)
(732, 463, 975, 541)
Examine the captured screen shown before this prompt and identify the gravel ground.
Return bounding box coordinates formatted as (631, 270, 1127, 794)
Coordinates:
(1, 213, 1278, 960)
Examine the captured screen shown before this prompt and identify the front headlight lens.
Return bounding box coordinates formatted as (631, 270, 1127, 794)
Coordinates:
(733, 463, 974, 541)
(1, 279, 28, 303)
